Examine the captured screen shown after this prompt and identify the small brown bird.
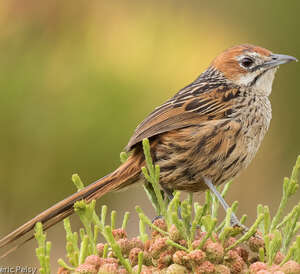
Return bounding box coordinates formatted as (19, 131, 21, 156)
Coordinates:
(0, 44, 297, 257)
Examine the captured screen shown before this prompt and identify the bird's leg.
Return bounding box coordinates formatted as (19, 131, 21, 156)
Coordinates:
(163, 187, 175, 202)
(203, 177, 248, 231)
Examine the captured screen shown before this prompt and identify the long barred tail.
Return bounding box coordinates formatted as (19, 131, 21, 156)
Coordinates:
(0, 155, 142, 259)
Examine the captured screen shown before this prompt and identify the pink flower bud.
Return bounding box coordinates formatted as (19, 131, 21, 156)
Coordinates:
(225, 250, 246, 274)
(166, 264, 189, 273)
(117, 238, 131, 256)
(84, 255, 101, 270)
(249, 262, 268, 273)
(129, 247, 142, 266)
(205, 242, 224, 263)
(96, 243, 105, 257)
(187, 249, 206, 266)
(196, 261, 215, 273)
(215, 264, 230, 274)
(98, 263, 118, 274)
(280, 260, 300, 274)
(169, 224, 182, 242)
(274, 251, 284, 265)
(112, 228, 127, 240)
(248, 235, 265, 253)
(149, 237, 168, 259)
(130, 237, 144, 250)
(172, 250, 189, 266)
(75, 263, 97, 273)
(158, 250, 173, 269)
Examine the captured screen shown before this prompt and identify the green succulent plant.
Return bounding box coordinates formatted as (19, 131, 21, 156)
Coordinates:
(35, 139, 300, 274)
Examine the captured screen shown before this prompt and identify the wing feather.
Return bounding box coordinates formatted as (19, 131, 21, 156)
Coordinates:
(125, 81, 239, 151)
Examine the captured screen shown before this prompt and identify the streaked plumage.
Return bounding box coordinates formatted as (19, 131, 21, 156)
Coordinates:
(0, 44, 297, 258)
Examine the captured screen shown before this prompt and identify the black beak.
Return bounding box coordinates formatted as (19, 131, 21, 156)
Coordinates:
(264, 54, 298, 68)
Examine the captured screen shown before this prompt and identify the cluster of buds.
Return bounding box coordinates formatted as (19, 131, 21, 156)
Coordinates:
(39, 150, 300, 274)
(58, 219, 300, 274)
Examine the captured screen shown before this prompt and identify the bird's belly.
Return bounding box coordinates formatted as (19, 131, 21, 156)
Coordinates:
(155, 116, 270, 192)
(240, 102, 271, 166)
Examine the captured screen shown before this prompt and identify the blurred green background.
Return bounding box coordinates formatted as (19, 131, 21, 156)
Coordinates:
(0, 0, 299, 268)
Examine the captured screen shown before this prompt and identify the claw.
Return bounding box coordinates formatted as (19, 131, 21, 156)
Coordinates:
(230, 214, 249, 233)
(152, 215, 163, 223)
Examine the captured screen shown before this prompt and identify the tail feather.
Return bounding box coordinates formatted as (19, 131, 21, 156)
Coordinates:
(0, 156, 141, 259)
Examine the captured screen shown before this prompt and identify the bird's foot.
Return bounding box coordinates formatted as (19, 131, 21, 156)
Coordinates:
(152, 215, 163, 223)
(230, 213, 249, 233)
(230, 214, 262, 240)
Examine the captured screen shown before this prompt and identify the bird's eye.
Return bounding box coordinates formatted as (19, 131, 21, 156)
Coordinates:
(240, 57, 254, 68)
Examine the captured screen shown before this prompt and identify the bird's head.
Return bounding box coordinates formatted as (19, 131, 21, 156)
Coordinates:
(211, 44, 297, 96)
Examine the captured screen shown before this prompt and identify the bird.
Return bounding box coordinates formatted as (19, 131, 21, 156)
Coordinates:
(0, 44, 297, 258)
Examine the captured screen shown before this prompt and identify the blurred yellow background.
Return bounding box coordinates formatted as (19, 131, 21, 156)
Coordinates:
(0, 0, 299, 268)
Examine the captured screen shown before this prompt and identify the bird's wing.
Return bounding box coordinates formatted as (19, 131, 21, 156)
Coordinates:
(125, 83, 240, 151)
